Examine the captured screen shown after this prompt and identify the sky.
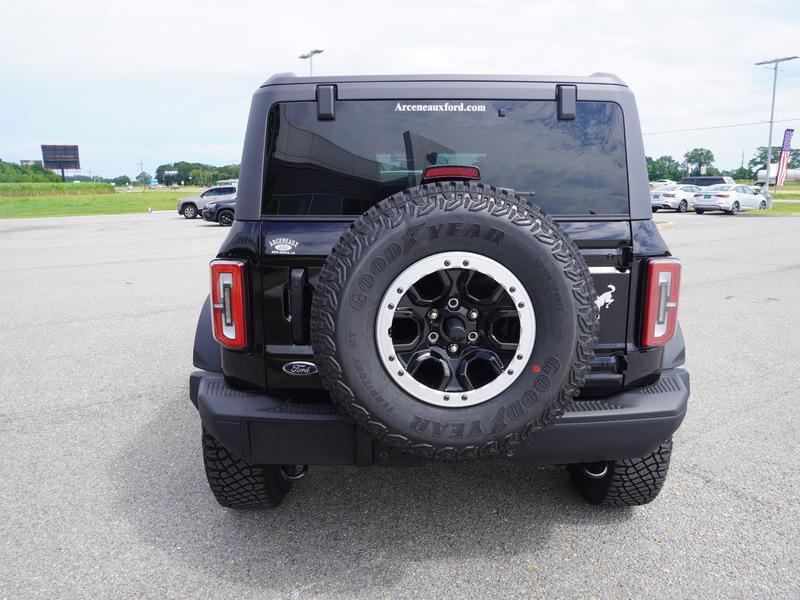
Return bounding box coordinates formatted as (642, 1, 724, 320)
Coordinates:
(1, 0, 799, 178)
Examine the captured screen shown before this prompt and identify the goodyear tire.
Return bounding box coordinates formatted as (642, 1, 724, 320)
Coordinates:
(310, 181, 599, 460)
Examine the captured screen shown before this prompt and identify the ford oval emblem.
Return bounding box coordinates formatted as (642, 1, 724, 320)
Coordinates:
(282, 361, 318, 376)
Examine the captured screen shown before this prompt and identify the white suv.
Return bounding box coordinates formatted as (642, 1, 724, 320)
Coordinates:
(177, 185, 237, 219)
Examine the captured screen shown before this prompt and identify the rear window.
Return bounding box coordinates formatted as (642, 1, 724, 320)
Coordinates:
(262, 100, 629, 216)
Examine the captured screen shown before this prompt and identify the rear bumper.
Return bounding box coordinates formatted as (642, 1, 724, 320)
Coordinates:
(190, 368, 689, 466)
(694, 202, 730, 211)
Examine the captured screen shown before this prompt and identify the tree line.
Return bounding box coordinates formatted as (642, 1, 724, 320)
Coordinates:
(647, 146, 800, 182)
(154, 162, 240, 186)
(0, 158, 241, 187)
(0, 159, 62, 183)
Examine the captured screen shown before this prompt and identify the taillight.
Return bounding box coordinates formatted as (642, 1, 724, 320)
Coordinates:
(694, 193, 702, 197)
(422, 165, 481, 181)
(663, 193, 675, 198)
(210, 259, 247, 349)
(641, 257, 681, 348)
(713, 194, 729, 198)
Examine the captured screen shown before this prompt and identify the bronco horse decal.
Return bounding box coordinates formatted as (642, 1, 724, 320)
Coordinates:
(595, 284, 616, 309)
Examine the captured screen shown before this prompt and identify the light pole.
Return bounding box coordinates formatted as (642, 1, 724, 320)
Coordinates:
(754, 55, 798, 206)
(299, 49, 324, 76)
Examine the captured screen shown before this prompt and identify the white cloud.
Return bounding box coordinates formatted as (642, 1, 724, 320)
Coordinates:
(1, 0, 798, 175)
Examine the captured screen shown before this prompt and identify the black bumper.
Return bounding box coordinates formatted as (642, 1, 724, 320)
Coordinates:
(190, 369, 689, 466)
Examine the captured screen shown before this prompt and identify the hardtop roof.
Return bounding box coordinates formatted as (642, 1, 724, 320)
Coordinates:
(261, 72, 627, 87)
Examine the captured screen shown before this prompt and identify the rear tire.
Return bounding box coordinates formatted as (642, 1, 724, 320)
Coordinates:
(217, 209, 234, 227)
(202, 428, 292, 509)
(759, 200, 767, 210)
(567, 438, 673, 506)
(695, 208, 704, 214)
(729, 202, 740, 216)
(677, 200, 688, 213)
(182, 204, 198, 219)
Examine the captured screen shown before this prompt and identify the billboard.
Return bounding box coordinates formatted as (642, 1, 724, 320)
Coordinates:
(20, 159, 43, 167)
(41, 145, 80, 170)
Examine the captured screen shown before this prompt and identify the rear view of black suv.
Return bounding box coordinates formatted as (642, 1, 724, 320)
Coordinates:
(190, 73, 688, 509)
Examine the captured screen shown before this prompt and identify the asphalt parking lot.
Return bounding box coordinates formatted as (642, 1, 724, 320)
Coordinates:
(1, 211, 798, 599)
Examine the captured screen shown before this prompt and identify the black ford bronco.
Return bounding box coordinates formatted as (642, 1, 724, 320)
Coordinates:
(190, 73, 688, 509)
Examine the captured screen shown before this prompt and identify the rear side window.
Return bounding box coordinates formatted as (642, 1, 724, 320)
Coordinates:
(263, 100, 629, 216)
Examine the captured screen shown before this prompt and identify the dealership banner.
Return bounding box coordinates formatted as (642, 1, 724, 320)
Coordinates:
(776, 128, 794, 187)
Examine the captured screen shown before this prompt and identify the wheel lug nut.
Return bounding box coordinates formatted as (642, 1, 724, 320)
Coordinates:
(467, 309, 478, 320)
(467, 331, 479, 342)
(428, 309, 439, 320)
(447, 298, 460, 310)
(428, 332, 439, 344)
(448, 344, 459, 355)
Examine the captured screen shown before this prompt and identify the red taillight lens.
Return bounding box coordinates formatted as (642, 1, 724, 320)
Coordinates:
(694, 193, 702, 197)
(714, 194, 729, 198)
(422, 165, 481, 181)
(210, 259, 247, 350)
(641, 257, 681, 348)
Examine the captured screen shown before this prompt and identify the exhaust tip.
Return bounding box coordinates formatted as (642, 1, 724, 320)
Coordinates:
(581, 462, 609, 480)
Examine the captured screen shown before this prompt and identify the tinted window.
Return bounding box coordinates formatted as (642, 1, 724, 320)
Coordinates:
(263, 100, 629, 216)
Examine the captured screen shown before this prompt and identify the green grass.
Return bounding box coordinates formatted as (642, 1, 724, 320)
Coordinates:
(0, 191, 189, 219)
(0, 182, 115, 197)
(742, 202, 800, 215)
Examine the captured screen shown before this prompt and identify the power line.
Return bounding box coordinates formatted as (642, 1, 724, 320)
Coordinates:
(643, 117, 800, 135)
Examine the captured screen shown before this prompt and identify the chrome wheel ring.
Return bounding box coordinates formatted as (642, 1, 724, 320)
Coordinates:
(375, 252, 535, 408)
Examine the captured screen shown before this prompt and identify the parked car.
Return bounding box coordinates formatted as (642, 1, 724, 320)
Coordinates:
(176, 185, 237, 219)
(692, 184, 767, 215)
(679, 176, 735, 187)
(200, 198, 236, 226)
(190, 72, 688, 510)
(650, 184, 702, 212)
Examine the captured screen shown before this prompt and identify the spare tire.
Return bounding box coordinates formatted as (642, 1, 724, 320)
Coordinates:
(311, 181, 598, 460)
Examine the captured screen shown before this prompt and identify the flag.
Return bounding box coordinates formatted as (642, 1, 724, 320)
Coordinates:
(776, 128, 794, 187)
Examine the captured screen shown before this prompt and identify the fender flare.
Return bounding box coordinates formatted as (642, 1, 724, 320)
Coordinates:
(193, 296, 222, 372)
(662, 322, 686, 369)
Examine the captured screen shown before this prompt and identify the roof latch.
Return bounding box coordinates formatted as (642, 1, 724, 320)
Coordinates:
(557, 85, 577, 121)
(316, 85, 336, 121)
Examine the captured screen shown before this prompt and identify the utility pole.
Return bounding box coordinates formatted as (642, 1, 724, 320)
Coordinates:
(754, 56, 798, 206)
(136, 161, 146, 191)
(299, 49, 324, 76)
